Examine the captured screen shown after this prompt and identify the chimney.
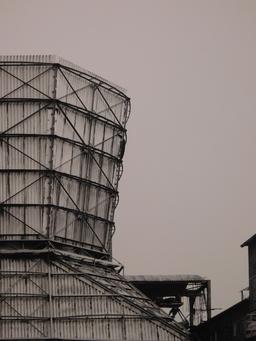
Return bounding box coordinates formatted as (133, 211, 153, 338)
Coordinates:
(241, 234, 256, 312)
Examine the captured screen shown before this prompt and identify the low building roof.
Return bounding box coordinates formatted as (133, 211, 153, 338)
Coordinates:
(126, 274, 209, 299)
(241, 233, 256, 247)
(126, 274, 207, 283)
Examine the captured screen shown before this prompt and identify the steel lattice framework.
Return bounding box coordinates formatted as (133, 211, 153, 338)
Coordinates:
(0, 56, 130, 260)
(0, 56, 188, 341)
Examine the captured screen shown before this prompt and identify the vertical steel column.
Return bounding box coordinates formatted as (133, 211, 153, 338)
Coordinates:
(206, 280, 212, 320)
(189, 296, 196, 326)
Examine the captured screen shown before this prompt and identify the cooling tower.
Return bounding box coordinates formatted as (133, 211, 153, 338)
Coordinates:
(0, 55, 188, 340)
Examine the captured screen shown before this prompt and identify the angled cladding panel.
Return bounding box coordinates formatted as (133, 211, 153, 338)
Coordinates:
(0, 63, 55, 99)
(57, 66, 128, 126)
(0, 256, 187, 340)
(0, 56, 129, 256)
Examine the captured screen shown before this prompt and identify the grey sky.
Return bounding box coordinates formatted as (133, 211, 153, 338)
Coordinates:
(1, 0, 256, 313)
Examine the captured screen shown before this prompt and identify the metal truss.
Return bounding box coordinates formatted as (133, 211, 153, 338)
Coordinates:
(0, 252, 186, 339)
(127, 276, 211, 328)
(0, 58, 189, 341)
(0, 61, 131, 260)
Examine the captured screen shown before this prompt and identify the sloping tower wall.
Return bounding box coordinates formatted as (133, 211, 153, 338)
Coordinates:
(0, 256, 187, 340)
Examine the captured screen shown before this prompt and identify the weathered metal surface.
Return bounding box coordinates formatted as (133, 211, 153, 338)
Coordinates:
(0, 55, 188, 340)
(0, 255, 187, 340)
(0, 55, 129, 257)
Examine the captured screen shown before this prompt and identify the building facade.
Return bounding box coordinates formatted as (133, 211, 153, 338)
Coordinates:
(191, 299, 249, 341)
(191, 234, 256, 341)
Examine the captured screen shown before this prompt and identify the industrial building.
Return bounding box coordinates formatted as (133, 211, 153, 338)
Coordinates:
(0, 55, 189, 340)
(127, 275, 211, 327)
(191, 234, 256, 341)
(191, 299, 249, 341)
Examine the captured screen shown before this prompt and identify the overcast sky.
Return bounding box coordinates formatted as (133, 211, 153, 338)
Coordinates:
(1, 0, 256, 313)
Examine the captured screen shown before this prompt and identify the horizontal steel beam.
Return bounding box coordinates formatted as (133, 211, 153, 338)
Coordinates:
(0, 133, 121, 163)
(0, 203, 113, 225)
(0, 98, 127, 132)
(0, 61, 130, 101)
(0, 169, 118, 195)
(0, 293, 150, 300)
(0, 314, 170, 321)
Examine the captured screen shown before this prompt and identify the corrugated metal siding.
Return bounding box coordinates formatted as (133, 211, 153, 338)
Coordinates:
(0, 56, 127, 254)
(0, 56, 187, 340)
(0, 103, 50, 134)
(0, 257, 187, 340)
(57, 68, 126, 125)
